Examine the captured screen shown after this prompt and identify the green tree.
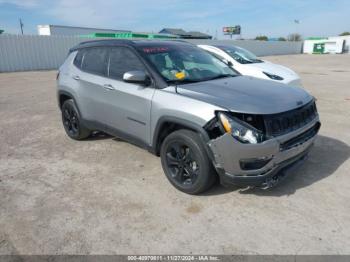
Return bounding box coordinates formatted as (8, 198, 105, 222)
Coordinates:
(0, 29, 4, 34)
(339, 32, 350, 36)
(278, 37, 286, 41)
(287, 33, 302, 41)
(255, 35, 268, 41)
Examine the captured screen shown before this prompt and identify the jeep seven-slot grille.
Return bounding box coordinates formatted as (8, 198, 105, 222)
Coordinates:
(264, 101, 317, 137)
(280, 122, 320, 151)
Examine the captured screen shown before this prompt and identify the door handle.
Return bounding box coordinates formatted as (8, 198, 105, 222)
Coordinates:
(72, 75, 80, 81)
(103, 84, 115, 90)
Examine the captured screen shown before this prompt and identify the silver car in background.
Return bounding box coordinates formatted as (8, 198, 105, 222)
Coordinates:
(57, 40, 320, 194)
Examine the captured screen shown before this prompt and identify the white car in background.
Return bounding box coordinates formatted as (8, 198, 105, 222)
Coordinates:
(198, 44, 303, 88)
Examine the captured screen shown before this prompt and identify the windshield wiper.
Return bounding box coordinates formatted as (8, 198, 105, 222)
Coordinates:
(244, 58, 263, 64)
(166, 79, 200, 85)
(167, 74, 235, 85)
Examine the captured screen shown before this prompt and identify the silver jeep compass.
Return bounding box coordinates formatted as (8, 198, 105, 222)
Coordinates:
(57, 39, 320, 194)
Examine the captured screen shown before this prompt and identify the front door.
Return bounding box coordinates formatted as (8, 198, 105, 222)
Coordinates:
(95, 46, 155, 145)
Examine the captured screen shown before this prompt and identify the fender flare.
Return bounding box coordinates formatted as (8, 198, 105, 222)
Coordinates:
(58, 90, 75, 108)
(151, 116, 214, 161)
(57, 90, 82, 114)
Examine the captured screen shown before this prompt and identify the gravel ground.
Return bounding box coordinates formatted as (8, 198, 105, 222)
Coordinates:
(0, 54, 349, 255)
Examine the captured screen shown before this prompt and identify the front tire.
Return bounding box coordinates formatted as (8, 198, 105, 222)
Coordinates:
(160, 129, 216, 194)
(61, 99, 90, 140)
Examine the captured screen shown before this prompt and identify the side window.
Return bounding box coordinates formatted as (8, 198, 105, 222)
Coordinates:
(73, 50, 84, 69)
(81, 48, 108, 76)
(108, 47, 145, 80)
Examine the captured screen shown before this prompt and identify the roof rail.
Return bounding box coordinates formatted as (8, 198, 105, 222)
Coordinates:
(69, 39, 133, 52)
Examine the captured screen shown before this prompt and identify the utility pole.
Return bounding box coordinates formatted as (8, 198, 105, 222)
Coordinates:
(19, 18, 24, 35)
(294, 19, 300, 41)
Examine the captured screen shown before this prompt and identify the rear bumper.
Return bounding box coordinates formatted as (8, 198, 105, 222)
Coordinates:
(208, 117, 320, 188)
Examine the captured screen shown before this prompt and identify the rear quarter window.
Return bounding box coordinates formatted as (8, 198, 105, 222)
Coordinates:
(73, 50, 84, 68)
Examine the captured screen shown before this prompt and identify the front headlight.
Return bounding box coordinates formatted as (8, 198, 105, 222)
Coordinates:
(218, 112, 264, 144)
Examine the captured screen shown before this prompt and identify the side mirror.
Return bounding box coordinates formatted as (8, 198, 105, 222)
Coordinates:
(123, 70, 150, 85)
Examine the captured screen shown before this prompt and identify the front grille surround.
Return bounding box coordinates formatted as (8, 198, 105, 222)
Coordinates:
(264, 101, 317, 137)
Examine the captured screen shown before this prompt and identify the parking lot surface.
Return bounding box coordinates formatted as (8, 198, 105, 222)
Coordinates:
(0, 54, 350, 255)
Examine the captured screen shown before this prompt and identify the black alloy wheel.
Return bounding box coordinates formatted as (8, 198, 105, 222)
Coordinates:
(165, 141, 200, 187)
(160, 129, 216, 194)
(61, 99, 90, 140)
(63, 104, 79, 136)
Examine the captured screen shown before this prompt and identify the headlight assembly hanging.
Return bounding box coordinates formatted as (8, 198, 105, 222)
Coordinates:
(218, 112, 265, 144)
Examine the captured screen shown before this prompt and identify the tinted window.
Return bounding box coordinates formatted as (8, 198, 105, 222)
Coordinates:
(139, 44, 236, 83)
(108, 47, 145, 80)
(73, 50, 84, 68)
(82, 48, 108, 75)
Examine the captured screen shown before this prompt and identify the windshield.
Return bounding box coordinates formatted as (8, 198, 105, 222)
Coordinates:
(138, 44, 237, 84)
(216, 45, 263, 64)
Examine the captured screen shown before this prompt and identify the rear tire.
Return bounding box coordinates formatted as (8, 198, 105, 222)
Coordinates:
(61, 99, 90, 140)
(160, 129, 216, 194)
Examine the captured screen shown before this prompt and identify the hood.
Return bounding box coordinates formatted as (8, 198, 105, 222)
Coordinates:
(245, 61, 298, 79)
(176, 76, 313, 114)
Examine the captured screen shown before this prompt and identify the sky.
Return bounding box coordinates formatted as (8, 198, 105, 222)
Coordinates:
(0, 0, 349, 39)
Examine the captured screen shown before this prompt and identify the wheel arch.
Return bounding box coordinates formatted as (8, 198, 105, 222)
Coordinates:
(151, 116, 212, 158)
(57, 90, 81, 112)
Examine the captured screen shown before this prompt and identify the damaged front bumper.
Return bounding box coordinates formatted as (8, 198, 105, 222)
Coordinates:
(207, 117, 320, 188)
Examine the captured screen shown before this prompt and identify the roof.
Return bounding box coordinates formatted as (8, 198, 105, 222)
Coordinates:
(159, 28, 212, 39)
(187, 31, 212, 38)
(69, 39, 193, 52)
(159, 28, 191, 36)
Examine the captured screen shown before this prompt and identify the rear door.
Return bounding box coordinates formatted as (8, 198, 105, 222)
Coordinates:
(75, 47, 109, 121)
(96, 46, 155, 145)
